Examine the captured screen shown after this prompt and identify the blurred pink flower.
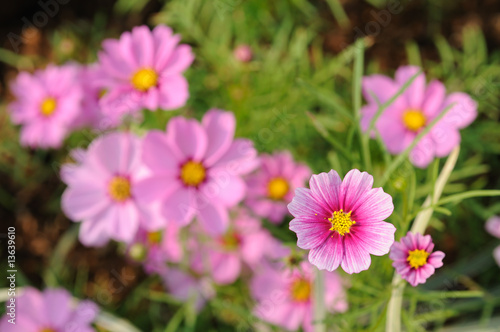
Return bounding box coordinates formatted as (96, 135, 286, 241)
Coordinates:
(233, 44, 253, 62)
(97, 25, 194, 125)
(135, 109, 258, 235)
(485, 216, 500, 266)
(127, 224, 183, 275)
(246, 151, 310, 223)
(191, 209, 286, 285)
(160, 268, 215, 312)
(0, 287, 98, 332)
(361, 65, 477, 168)
(61, 132, 165, 246)
(389, 232, 445, 287)
(9, 64, 83, 148)
(251, 261, 347, 332)
(288, 169, 395, 274)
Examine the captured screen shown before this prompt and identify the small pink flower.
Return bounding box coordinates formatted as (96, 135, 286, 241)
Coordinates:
(191, 209, 285, 285)
(160, 268, 215, 312)
(127, 224, 183, 275)
(135, 109, 258, 235)
(485, 216, 500, 266)
(233, 45, 252, 62)
(389, 232, 445, 287)
(97, 25, 194, 125)
(361, 66, 477, 168)
(9, 64, 83, 148)
(61, 132, 165, 246)
(0, 287, 98, 332)
(246, 151, 310, 223)
(289, 169, 396, 274)
(251, 261, 347, 332)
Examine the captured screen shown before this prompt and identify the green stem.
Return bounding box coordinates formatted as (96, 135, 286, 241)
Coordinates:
(385, 147, 460, 332)
(313, 267, 326, 332)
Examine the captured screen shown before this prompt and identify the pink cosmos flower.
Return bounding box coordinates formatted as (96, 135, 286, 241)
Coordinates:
(61, 132, 165, 246)
(361, 65, 477, 168)
(389, 232, 445, 287)
(246, 151, 311, 223)
(485, 216, 500, 266)
(127, 224, 182, 275)
(288, 169, 395, 274)
(191, 209, 286, 285)
(9, 64, 83, 148)
(0, 287, 98, 332)
(135, 109, 258, 235)
(97, 25, 194, 125)
(251, 261, 347, 332)
(160, 268, 215, 312)
(233, 45, 253, 62)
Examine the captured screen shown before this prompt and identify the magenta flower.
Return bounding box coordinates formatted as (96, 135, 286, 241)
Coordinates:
(191, 209, 284, 285)
(160, 268, 215, 312)
(127, 224, 182, 275)
(0, 287, 98, 332)
(251, 261, 347, 332)
(288, 169, 395, 274)
(233, 45, 253, 62)
(361, 66, 477, 168)
(246, 151, 310, 224)
(135, 109, 258, 234)
(485, 216, 500, 266)
(97, 25, 194, 125)
(389, 232, 445, 287)
(9, 64, 83, 148)
(61, 132, 165, 246)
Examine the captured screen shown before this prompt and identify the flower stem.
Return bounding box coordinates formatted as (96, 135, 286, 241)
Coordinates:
(386, 146, 460, 332)
(314, 267, 326, 332)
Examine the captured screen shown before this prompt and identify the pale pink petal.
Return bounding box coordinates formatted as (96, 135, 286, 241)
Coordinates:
(421, 80, 446, 117)
(196, 199, 229, 235)
(308, 235, 344, 272)
(340, 235, 372, 274)
(441, 92, 477, 129)
(78, 212, 111, 247)
(61, 185, 109, 221)
(158, 75, 189, 110)
(201, 173, 245, 207)
(202, 109, 235, 165)
(493, 246, 500, 267)
(131, 25, 155, 66)
(134, 175, 180, 203)
(212, 139, 258, 175)
(430, 124, 460, 158)
(166, 116, 207, 161)
(43, 289, 72, 328)
(309, 170, 342, 212)
(395, 66, 426, 109)
(427, 251, 445, 268)
(350, 221, 395, 255)
(290, 218, 331, 249)
(161, 44, 194, 75)
(161, 187, 196, 226)
(486, 216, 500, 238)
(288, 188, 330, 218)
(210, 252, 241, 285)
(340, 169, 374, 212)
(142, 131, 179, 172)
(362, 74, 399, 104)
(409, 135, 435, 168)
(352, 187, 394, 224)
(111, 203, 140, 243)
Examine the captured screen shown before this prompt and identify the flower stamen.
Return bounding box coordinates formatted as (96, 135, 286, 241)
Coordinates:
(267, 177, 289, 200)
(180, 161, 206, 187)
(131, 68, 158, 91)
(407, 249, 429, 269)
(290, 278, 311, 302)
(108, 176, 132, 202)
(329, 209, 356, 236)
(40, 97, 57, 117)
(402, 109, 426, 132)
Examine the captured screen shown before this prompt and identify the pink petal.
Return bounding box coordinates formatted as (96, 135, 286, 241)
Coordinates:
(485, 216, 500, 238)
(308, 234, 344, 272)
(430, 124, 460, 158)
(161, 44, 194, 75)
(290, 217, 331, 249)
(427, 251, 445, 268)
(202, 109, 235, 166)
(43, 289, 72, 328)
(61, 185, 109, 221)
(134, 175, 180, 203)
(352, 187, 394, 224)
(166, 116, 207, 161)
(395, 66, 426, 109)
(158, 75, 189, 110)
(422, 80, 446, 117)
(161, 187, 196, 226)
(131, 25, 154, 67)
(212, 139, 258, 175)
(309, 170, 342, 212)
(409, 135, 435, 168)
(196, 198, 229, 235)
(493, 246, 500, 267)
(441, 92, 477, 129)
(201, 173, 246, 207)
(111, 203, 140, 243)
(340, 235, 372, 274)
(351, 221, 395, 255)
(210, 252, 241, 285)
(288, 188, 330, 218)
(362, 74, 399, 104)
(340, 169, 374, 212)
(142, 131, 179, 172)
(78, 213, 111, 247)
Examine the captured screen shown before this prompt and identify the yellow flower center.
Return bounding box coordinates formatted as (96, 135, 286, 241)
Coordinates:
(267, 177, 289, 200)
(131, 68, 158, 91)
(108, 176, 132, 202)
(180, 161, 206, 187)
(40, 97, 57, 117)
(219, 231, 241, 250)
(290, 278, 311, 302)
(40, 328, 57, 332)
(407, 249, 430, 269)
(147, 231, 163, 245)
(402, 109, 426, 132)
(329, 209, 356, 236)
